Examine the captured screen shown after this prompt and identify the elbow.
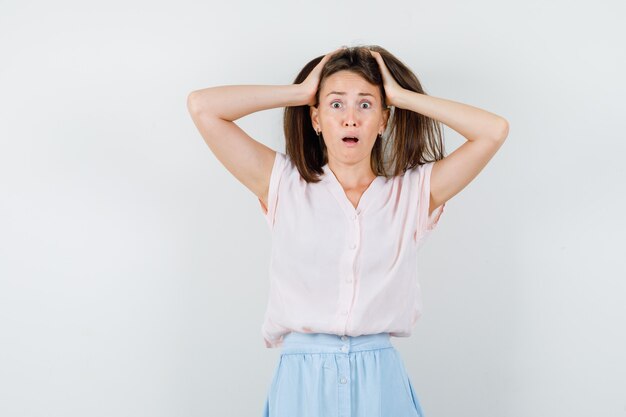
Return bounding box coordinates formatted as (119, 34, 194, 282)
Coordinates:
(492, 118, 509, 142)
(187, 90, 220, 118)
(187, 91, 201, 114)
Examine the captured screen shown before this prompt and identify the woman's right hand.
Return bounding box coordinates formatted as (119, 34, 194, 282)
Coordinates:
(300, 47, 345, 107)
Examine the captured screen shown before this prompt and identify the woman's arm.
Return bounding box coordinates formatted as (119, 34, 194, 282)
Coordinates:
(186, 84, 307, 206)
(187, 47, 344, 121)
(186, 48, 342, 207)
(187, 84, 308, 121)
(370, 50, 509, 217)
(395, 89, 509, 217)
(393, 90, 508, 143)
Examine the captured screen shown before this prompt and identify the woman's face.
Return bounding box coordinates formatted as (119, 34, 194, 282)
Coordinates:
(310, 70, 389, 168)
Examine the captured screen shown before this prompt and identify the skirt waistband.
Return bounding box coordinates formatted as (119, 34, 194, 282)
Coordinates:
(280, 332, 393, 354)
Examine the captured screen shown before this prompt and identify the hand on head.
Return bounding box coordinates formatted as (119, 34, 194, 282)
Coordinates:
(369, 49, 403, 108)
(301, 47, 346, 107)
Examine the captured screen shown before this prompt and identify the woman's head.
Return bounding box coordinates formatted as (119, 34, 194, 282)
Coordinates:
(284, 45, 445, 182)
(310, 68, 389, 173)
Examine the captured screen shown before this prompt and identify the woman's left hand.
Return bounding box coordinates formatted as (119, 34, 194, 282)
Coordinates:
(369, 50, 405, 108)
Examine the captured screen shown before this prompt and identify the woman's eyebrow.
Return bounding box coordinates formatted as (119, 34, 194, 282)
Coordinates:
(326, 91, 375, 97)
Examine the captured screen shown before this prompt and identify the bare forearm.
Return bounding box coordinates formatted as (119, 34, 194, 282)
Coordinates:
(394, 89, 508, 142)
(187, 84, 309, 121)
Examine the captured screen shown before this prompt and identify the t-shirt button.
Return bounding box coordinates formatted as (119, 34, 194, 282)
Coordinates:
(341, 335, 348, 341)
(339, 376, 347, 384)
(350, 243, 356, 249)
(340, 345, 349, 353)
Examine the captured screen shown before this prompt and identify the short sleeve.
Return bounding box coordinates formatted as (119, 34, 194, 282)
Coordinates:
(416, 161, 445, 244)
(258, 151, 288, 230)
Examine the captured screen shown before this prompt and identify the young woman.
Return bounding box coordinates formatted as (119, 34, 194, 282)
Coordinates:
(187, 45, 508, 417)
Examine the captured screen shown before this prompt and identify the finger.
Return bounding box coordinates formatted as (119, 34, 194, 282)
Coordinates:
(316, 48, 344, 69)
(370, 51, 385, 67)
(373, 53, 388, 73)
(324, 47, 344, 60)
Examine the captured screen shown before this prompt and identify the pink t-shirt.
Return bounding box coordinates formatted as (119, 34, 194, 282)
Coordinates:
(258, 151, 445, 348)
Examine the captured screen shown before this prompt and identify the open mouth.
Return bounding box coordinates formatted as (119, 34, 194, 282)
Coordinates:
(342, 136, 359, 143)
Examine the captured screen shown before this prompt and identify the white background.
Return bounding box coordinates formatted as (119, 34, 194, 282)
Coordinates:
(1, 0, 625, 416)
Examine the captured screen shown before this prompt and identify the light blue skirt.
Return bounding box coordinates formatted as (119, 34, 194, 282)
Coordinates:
(262, 332, 425, 417)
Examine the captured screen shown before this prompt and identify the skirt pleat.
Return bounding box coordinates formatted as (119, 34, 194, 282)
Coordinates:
(262, 332, 424, 417)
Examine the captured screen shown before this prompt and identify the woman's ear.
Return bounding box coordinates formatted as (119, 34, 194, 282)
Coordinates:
(310, 105, 319, 131)
(380, 107, 390, 131)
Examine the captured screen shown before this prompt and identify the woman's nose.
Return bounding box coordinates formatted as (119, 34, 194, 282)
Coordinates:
(344, 108, 357, 126)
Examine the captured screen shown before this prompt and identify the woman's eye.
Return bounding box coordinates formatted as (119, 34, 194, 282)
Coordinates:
(330, 101, 371, 109)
